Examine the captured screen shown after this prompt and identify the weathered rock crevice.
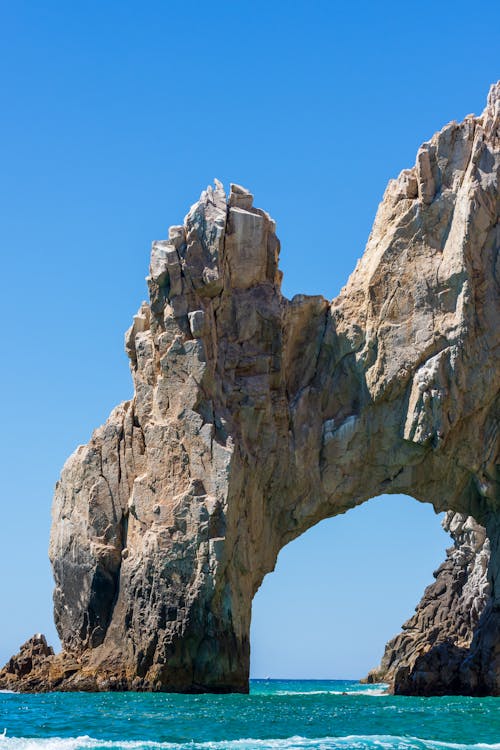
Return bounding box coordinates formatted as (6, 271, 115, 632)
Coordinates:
(1, 83, 499, 695)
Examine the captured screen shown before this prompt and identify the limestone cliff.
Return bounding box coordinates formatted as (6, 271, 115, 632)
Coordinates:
(1, 83, 499, 695)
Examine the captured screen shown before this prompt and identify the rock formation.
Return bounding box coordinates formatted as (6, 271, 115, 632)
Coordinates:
(1, 83, 499, 695)
(0, 636, 54, 691)
(365, 512, 491, 693)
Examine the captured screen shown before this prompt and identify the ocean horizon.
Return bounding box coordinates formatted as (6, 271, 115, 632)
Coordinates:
(1, 679, 499, 750)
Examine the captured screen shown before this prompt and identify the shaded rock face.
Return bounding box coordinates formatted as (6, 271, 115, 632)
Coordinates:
(0, 635, 54, 690)
(366, 512, 492, 694)
(1, 84, 499, 694)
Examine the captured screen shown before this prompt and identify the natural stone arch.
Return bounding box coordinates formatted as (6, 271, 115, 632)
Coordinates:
(1, 84, 498, 695)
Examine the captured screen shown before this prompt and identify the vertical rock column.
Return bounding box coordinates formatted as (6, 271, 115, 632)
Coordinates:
(48, 181, 286, 691)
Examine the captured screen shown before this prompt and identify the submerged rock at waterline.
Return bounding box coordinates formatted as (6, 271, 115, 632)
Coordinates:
(1, 83, 499, 695)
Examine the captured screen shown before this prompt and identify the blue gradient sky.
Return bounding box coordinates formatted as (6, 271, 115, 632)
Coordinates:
(0, 0, 498, 677)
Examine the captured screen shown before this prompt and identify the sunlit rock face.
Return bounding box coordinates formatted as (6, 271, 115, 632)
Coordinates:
(1, 83, 498, 695)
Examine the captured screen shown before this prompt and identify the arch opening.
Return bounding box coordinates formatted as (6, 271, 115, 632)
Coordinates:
(250, 493, 486, 686)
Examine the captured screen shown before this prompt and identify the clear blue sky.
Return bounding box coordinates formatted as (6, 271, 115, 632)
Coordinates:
(0, 0, 498, 678)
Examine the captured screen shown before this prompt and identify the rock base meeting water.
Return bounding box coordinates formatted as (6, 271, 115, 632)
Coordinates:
(1, 680, 500, 749)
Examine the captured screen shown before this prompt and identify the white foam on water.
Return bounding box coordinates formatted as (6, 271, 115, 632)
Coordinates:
(272, 687, 388, 697)
(0, 736, 499, 750)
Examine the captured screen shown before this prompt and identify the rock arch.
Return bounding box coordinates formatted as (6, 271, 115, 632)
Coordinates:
(1, 84, 499, 694)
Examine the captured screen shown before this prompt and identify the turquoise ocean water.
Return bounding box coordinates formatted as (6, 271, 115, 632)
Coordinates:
(1, 680, 499, 750)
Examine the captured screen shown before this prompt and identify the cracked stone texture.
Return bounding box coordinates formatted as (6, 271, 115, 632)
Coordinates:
(365, 511, 491, 694)
(1, 83, 499, 695)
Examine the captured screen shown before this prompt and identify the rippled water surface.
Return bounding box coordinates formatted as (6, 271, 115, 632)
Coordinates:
(0, 680, 499, 750)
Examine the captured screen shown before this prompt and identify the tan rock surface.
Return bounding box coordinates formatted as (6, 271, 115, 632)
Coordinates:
(1, 83, 499, 694)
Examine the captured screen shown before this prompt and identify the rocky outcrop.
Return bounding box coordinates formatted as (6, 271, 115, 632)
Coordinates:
(0, 636, 54, 690)
(366, 512, 491, 693)
(1, 83, 499, 694)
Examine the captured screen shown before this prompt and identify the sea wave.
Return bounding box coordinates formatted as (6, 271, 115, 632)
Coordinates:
(272, 688, 388, 697)
(1, 735, 500, 750)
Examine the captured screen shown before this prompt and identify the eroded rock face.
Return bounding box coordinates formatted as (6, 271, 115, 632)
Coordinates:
(366, 512, 492, 693)
(1, 84, 499, 694)
(0, 635, 54, 690)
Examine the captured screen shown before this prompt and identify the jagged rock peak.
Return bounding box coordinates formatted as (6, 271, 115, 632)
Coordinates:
(228, 183, 254, 210)
(484, 80, 500, 136)
(0, 635, 54, 691)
